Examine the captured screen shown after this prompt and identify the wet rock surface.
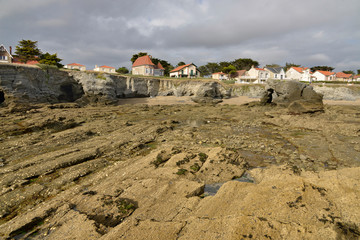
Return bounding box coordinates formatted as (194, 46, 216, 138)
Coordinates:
(0, 102, 360, 239)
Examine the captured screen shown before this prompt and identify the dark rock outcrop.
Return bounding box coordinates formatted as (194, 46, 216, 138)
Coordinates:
(262, 80, 324, 113)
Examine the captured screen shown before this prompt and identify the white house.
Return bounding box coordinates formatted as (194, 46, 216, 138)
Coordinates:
(264, 67, 285, 80)
(212, 72, 228, 80)
(247, 66, 268, 83)
(170, 63, 200, 78)
(312, 70, 336, 81)
(0, 44, 13, 63)
(94, 65, 116, 73)
(64, 63, 86, 71)
(285, 67, 312, 82)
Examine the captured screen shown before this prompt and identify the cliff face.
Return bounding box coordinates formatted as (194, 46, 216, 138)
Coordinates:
(0, 64, 232, 105)
(1, 64, 358, 106)
(0, 64, 84, 104)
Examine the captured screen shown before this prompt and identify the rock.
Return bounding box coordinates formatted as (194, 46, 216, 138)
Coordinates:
(265, 80, 324, 113)
(191, 97, 223, 104)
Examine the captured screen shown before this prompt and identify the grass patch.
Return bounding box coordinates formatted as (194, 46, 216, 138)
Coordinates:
(190, 163, 200, 172)
(222, 79, 236, 84)
(176, 168, 188, 175)
(96, 73, 107, 80)
(198, 152, 208, 163)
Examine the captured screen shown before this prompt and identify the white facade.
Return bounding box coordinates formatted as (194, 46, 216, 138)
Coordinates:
(212, 72, 228, 80)
(285, 67, 312, 82)
(264, 67, 286, 80)
(0, 45, 12, 63)
(94, 65, 116, 73)
(170, 64, 200, 78)
(247, 66, 268, 83)
(311, 71, 336, 81)
(64, 63, 86, 71)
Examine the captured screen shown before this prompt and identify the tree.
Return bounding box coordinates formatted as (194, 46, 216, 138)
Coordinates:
(177, 61, 186, 67)
(205, 62, 222, 73)
(15, 39, 41, 63)
(310, 66, 334, 72)
(198, 66, 210, 77)
(39, 52, 63, 68)
(284, 62, 301, 72)
(357, 69, 360, 75)
(222, 65, 237, 78)
(231, 58, 259, 70)
(265, 64, 281, 68)
(342, 70, 354, 75)
(219, 61, 231, 69)
(130, 52, 148, 63)
(116, 67, 129, 74)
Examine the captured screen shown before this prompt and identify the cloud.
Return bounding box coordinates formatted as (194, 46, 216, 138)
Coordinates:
(307, 54, 331, 63)
(0, 0, 359, 71)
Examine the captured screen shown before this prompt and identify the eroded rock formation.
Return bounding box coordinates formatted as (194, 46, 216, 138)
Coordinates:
(262, 80, 324, 114)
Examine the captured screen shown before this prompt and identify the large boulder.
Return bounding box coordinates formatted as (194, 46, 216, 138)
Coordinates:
(262, 80, 324, 113)
(191, 82, 225, 104)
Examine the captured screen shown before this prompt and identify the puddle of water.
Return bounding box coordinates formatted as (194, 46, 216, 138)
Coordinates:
(204, 172, 255, 196)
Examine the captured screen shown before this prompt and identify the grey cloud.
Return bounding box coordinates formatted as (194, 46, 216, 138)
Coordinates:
(0, 0, 359, 71)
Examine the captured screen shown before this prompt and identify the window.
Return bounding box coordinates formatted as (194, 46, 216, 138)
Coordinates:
(0, 56, 7, 60)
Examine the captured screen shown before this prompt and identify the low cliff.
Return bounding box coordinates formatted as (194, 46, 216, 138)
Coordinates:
(1, 64, 359, 106)
(0, 64, 232, 105)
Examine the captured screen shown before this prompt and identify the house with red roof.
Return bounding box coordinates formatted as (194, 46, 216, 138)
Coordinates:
(169, 63, 200, 78)
(353, 75, 360, 81)
(64, 63, 86, 71)
(247, 66, 268, 83)
(212, 72, 228, 80)
(312, 70, 336, 81)
(94, 65, 116, 73)
(131, 55, 164, 76)
(335, 72, 353, 81)
(285, 67, 312, 82)
(0, 45, 13, 63)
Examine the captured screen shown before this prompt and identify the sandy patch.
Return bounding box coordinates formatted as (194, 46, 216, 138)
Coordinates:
(117, 96, 360, 106)
(117, 96, 259, 106)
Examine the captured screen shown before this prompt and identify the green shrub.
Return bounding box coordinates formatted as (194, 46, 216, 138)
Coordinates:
(190, 163, 200, 172)
(198, 153, 208, 163)
(176, 168, 188, 175)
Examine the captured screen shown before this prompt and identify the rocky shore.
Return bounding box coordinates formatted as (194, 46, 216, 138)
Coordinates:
(0, 64, 360, 239)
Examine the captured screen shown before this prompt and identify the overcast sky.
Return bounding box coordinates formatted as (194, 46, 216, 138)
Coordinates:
(1, 0, 359, 72)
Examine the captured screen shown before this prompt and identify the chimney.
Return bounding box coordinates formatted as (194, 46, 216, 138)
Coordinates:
(9, 46, 12, 55)
(149, 55, 152, 59)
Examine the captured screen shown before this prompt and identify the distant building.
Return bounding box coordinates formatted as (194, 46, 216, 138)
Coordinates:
(312, 70, 336, 81)
(286, 67, 312, 82)
(234, 70, 256, 84)
(131, 55, 164, 76)
(353, 75, 360, 81)
(94, 65, 116, 73)
(169, 63, 200, 78)
(264, 67, 285, 80)
(64, 63, 86, 71)
(212, 72, 228, 80)
(0, 44, 13, 63)
(247, 66, 268, 83)
(335, 72, 352, 81)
